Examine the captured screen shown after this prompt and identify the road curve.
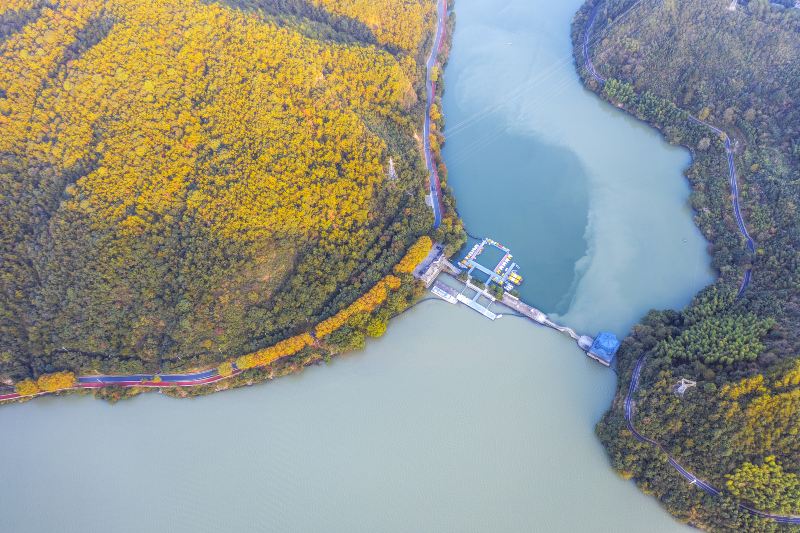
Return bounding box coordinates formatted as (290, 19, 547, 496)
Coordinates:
(0, 2, 451, 405)
(582, 3, 607, 84)
(687, 115, 756, 296)
(423, 0, 447, 229)
(583, 1, 754, 296)
(581, 2, 800, 524)
(626, 355, 800, 524)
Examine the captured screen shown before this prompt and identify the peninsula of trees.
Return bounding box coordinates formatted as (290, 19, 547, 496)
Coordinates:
(574, 0, 800, 530)
(0, 0, 459, 395)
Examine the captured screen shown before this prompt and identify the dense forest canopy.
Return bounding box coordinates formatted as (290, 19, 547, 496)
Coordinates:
(575, 0, 800, 530)
(0, 0, 438, 384)
(309, 0, 435, 52)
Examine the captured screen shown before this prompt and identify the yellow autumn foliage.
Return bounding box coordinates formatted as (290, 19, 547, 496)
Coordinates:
(311, 0, 435, 52)
(394, 236, 433, 274)
(315, 275, 402, 338)
(0, 0, 412, 241)
(14, 379, 40, 396)
(223, 272, 405, 372)
(738, 388, 800, 453)
(35, 371, 77, 392)
(217, 361, 234, 377)
(775, 359, 800, 389)
(384, 274, 402, 291)
(235, 333, 314, 371)
(0, 0, 35, 15)
(0, 0, 432, 375)
(721, 374, 767, 400)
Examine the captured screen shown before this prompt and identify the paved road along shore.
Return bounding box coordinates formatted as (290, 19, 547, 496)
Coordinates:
(423, 0, 447, 229)
(582, 2, 800, 524)
(0, 0, 451, 405)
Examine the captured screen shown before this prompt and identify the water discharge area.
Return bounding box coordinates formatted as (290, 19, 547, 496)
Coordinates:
(420, 238, 619, 365)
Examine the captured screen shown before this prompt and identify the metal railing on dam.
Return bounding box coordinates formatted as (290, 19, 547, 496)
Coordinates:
(427, 271, 609, 364)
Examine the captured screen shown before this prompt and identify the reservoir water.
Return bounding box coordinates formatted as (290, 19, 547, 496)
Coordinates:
(0, 0, 713, 531)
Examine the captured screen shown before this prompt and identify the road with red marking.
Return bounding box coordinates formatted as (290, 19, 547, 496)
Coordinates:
(0, 362, 249, 402)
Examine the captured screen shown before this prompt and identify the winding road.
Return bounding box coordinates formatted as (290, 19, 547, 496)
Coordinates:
(582, 2, 608, 84)
(423, 0, 447, 229)
(626, 355, 800, 525)
(583, 1, 755, 296)
(0, 366, 240, 402)
(687, 116, 755, 296)
(0, 0, 451, 405)
(583, 2, 800, 524)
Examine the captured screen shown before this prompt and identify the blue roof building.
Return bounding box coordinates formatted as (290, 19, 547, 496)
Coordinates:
(588, 332, 620, 366)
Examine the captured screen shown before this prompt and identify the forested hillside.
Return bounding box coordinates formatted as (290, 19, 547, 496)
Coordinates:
(0, 0, 440, 385)
(574, 0, 800, 531)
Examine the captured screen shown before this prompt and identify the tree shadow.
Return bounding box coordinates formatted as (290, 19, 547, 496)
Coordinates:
(0, 0, 55, 47)
(209, 0, 384, 50)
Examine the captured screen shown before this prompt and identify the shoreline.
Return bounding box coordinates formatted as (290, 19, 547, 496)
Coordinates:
(0, 0, 458, 407)
(572, 0, 799, 527)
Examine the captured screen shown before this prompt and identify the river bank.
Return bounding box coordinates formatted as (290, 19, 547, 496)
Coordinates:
(572, 1, 800, 529)
(0, 302, 694, 533)
(0, 0, 457, 407)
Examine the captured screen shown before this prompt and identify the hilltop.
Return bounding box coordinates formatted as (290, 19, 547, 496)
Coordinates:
(0, 0, 448, 386)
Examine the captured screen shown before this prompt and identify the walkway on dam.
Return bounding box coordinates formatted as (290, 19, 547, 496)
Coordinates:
(430, 275, 596, 354)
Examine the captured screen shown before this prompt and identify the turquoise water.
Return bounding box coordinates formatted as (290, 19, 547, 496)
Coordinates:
(473, 243, 507, 273)
(0, 0, 713, 531)
(443, 0, 711, 325)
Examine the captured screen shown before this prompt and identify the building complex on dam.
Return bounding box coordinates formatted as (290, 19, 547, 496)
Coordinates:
(416, 238, 620, 366)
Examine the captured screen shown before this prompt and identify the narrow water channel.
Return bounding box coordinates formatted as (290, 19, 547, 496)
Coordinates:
(0, 0, 713, 531)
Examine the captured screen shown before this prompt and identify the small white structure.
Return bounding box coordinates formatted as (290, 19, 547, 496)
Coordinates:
(728, 0, 737, 11)
(431, 283, 458, 304)
(456, 293, 497, 320)
(388, 157, 398, 180)
(675, 378, 697, 395)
